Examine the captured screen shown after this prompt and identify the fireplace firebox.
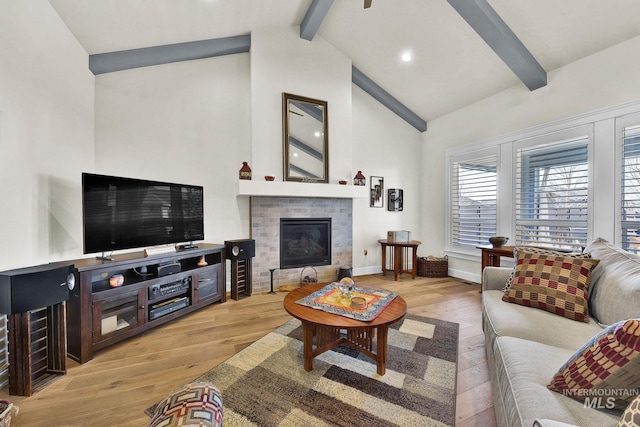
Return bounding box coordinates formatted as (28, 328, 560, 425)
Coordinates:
(280, 218, 331, 269)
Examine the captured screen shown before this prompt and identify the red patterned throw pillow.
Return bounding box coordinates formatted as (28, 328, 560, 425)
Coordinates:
(502, 247, 591, 294)
(548, 318, 640, 410)
(502, 252, 599, 322)
(150, 382, 223, 427)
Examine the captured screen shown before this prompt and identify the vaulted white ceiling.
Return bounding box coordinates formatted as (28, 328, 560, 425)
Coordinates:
(49, 0, 640, 123)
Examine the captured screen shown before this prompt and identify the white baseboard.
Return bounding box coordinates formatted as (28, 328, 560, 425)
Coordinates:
(353, 265, 382, 276)
(448, 268, 481, 284)
(353, 266, 481, 284)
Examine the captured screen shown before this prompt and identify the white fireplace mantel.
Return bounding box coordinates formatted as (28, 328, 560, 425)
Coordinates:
(237, 180, 368, 198)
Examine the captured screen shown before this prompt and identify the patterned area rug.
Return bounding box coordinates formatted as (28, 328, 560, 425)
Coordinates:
(147, 313, 459, 427)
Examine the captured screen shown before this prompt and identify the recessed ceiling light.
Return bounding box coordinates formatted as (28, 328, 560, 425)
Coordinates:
(401, 52, 412, 62)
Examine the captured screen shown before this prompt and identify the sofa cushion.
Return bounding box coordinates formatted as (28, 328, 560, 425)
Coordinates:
(502, 252, 599, 322)
(493, 336, 620, 427)
(483, 290, 603, 350)
(503, 247, 591, 294)
(617, 394, 640, 427)
(150, 382, 223, 427)
(548, 318, 640, 410)
(585, 238, 640, 325)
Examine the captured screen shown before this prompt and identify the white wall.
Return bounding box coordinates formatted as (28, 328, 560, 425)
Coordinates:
(0, 0, 94, 388)
(249, 27, 353, 181)
(94, 54, 252, 244)
(0, 1, 94, 270)
(423, 35, 640, 281)
(351, 86, 423, 274)
(92, 28, 423, 276)
(249, 27, 423, 275)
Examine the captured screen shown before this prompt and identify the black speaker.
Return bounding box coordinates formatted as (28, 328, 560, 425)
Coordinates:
(0, 262, 74, 314)
(151, 261, 181, 277)
(224, 239, 255, 260)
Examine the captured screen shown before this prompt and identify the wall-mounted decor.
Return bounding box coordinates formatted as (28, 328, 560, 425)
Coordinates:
(388, 188, 403, 211)
(370, 176, 384, 208)
(282, 93, 328, 183)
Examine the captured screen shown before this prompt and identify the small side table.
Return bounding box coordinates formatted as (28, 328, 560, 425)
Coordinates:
(477, 246, 514, 291)
(477, 245, 515, 272)
(378, 239, 421, 280)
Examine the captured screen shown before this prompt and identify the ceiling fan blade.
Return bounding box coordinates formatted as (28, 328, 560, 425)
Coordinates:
(364, 0, 372, 9)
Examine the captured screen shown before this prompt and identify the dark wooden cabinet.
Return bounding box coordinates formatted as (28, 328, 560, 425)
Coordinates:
(66, 244, 225, 364)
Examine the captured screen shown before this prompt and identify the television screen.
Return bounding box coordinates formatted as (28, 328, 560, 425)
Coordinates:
(82, 173, 204, 254)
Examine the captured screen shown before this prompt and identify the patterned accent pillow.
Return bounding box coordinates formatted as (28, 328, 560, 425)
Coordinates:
(150, 382, 223, 427)
(502, 247, 591, 294)
(618, 393, 640, 426)
(548, 318, 640, 410)
(502, 252, 599, 322)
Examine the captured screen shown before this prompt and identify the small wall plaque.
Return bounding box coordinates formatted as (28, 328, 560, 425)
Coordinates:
(388, 189, 403, 211)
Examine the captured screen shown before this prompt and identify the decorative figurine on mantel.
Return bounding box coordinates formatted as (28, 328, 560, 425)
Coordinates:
(354, 170, 366, 186)
(239, 162, 252, 180)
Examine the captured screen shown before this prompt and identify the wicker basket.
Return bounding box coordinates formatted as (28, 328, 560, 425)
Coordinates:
(300, 266, 318, 286)
(0, 400, 15, 427)
(417, 256, 448, 278)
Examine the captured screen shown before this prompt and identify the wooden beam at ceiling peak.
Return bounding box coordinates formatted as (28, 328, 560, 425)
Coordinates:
(300, 0, 335, 41)
(447, 0, 547, 91)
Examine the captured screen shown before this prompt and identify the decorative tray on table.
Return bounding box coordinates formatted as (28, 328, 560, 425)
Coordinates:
(295, 283, 398, 321)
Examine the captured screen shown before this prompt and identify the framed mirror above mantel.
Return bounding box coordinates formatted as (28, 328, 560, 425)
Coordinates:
(282, 92, 329, 183)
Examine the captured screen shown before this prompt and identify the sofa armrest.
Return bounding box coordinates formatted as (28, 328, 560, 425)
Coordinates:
(532, 419, 580, 427)
(482, 266, 512, 292)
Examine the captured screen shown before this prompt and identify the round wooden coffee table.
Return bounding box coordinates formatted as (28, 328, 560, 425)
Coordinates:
(283, 283, 407, 375)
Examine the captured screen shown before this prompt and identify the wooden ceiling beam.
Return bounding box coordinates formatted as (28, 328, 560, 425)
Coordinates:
(447, 0, 547, 91)
(89, 34, 250, 75)
(300, 0, 335, 41)
(352, 66, 427, 132)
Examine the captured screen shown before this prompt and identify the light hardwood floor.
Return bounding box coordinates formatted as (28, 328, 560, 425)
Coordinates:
(0, 274, 495, 426)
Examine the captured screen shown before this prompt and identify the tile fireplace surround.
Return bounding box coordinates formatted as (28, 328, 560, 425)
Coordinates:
(249, 196, 353, 292)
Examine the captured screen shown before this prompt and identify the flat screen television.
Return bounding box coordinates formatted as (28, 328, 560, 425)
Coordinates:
(82, 173, 204, 255)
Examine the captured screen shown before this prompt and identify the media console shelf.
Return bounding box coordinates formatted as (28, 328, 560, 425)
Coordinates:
(66, 243, 225, 364)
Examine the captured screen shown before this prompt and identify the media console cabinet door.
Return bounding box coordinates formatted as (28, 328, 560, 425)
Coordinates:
(193, 264, 223, 303)
(92, 290, 144, 342)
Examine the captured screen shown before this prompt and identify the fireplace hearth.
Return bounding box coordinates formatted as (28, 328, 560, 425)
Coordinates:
(280, 218, 331, 269)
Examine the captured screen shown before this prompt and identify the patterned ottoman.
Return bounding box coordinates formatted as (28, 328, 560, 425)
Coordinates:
(149, 382, 223, 427)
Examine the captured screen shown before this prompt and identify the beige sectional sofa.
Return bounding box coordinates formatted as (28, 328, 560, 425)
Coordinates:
(482, 238, 640, 427)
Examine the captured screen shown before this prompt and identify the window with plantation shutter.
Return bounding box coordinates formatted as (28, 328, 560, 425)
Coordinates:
(515, 136, 589, 250)
(621, 123, 640, 253)
(451, 154, 497, 248)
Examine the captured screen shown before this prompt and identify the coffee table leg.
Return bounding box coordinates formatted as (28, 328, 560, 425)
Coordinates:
(302, 321, 314, 371)
(376, 325, 389, 375)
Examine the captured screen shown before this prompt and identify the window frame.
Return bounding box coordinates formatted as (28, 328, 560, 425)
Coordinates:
(513, 127, 592, 251)
(615, 111, 640, 253)
(446, 147, 500, 257)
